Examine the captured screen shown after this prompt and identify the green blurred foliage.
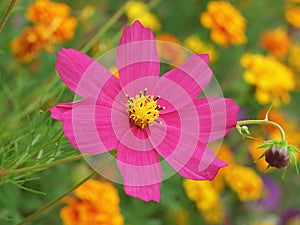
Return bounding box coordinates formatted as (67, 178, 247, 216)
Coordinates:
(0, 0, 300, 225)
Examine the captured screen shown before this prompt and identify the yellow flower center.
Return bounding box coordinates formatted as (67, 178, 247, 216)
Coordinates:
(126, 88, 165, 129)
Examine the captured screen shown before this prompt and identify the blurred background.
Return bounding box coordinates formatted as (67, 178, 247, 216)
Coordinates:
(1, 0, 300, 224)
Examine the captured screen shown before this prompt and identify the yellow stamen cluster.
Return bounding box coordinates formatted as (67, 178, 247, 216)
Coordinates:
(126, 88, 164, 129)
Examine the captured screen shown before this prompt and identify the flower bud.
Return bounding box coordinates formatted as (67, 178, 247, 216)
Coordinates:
(265, 146, 290, 169)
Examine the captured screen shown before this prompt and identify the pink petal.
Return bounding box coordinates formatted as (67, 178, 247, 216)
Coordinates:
(50, 98, 96, 121)
(56, 48, 114, 98)
(117, 143, 161, 202)
(50, 102, 73, 121)
(163, 53, 212, 99)
(61, 101, 118, 154)
(149, 124, 224, 180)
(177, 141, 227, 180)
(96, 75, 123, 109)
(116, 21, 160, 87)
(194, 97, 239, 143)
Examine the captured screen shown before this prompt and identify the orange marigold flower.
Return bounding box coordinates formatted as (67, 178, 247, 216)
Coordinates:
(12, 0, 77, 63)
(261, 28, 291, 59)
(248, 138, 272, 172)
(156, 33, 186, 66)
(11, 26, 50, 63)
(26, 0, 77, 43)
(60, 180, 124, 225)
(285, 6, 300, 28)
(200, 1, 247, 46)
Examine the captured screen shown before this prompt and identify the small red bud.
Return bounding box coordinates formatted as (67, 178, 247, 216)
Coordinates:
(265, 146, 289, 169)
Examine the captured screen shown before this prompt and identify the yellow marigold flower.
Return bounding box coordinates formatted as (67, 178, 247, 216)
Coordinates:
(251, 221, 276, 225)
(125, 1, 161, 32)
(261, 28, 291, 59)
(184, 35, 218, 62)
(288, 43, 300, 72)
(173, 208, 189, 225)
(79, 5, 96, 22)
(183, 179, 225, 224)
(225, 165, 263, 201)
(241, 53, 295, 106)
(156, 33, 186, 66)
(60, 179, 124, 225)
(26, 0, 77, 43)
(211, 145, 235, 191)
(285, 6, 300, 28)
(200, 1, 247, 46)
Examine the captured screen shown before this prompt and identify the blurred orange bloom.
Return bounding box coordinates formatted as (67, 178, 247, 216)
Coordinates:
(11, 26, 51, 63)
(11, 0, 77, 63)
(200, 1, 247, 46)
(261, 28, 291, 59)
(285, 6, 300, 28)
(60, 179, 124, 225)
(26, 0, 77, 43)
(156, 33, 186, 66)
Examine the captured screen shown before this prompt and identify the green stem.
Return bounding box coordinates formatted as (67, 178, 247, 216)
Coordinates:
(16, 169, 97, 225)
(0, 0, 17, 32)
(80, 2, 127, 53)
(236, 119, 286, 141)
(80, 0, 160, 53)
(2, 154, 85, 177)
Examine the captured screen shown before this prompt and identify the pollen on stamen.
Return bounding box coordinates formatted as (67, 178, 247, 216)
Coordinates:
(126, 89, 165, 129)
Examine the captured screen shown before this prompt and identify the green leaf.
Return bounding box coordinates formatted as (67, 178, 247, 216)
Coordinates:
(264, 164, 271, 173)
(289, 153, 299, 175)
(254, 151, 266, 163)
(256, 143, 272, 149)
(288, 145, 300, 153)
(282, 167, 287, 179)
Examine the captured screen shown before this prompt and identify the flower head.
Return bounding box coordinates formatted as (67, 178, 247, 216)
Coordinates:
(261, 28, 291, 59)
(50, 21, 239, 202)
(225, 165, 263, 201)
(184, 35, 218, 62)
(125, 1, 161, 32)
(241, 53, 295, 106)
(11, 0, 77, 63)
(265, 145, 290, 169)
(183, 179, 225, 224)
(11, 26, 49, 63)
(156, 33, 186, 66)
(26, 0, 77, 43)
(285, 4, 300, 28)
(60, 180, 124, 225)
(200, 1, 247, 46)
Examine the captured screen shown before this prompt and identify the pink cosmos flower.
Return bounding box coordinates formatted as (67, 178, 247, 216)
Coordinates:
(50, 20, 239, 202)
